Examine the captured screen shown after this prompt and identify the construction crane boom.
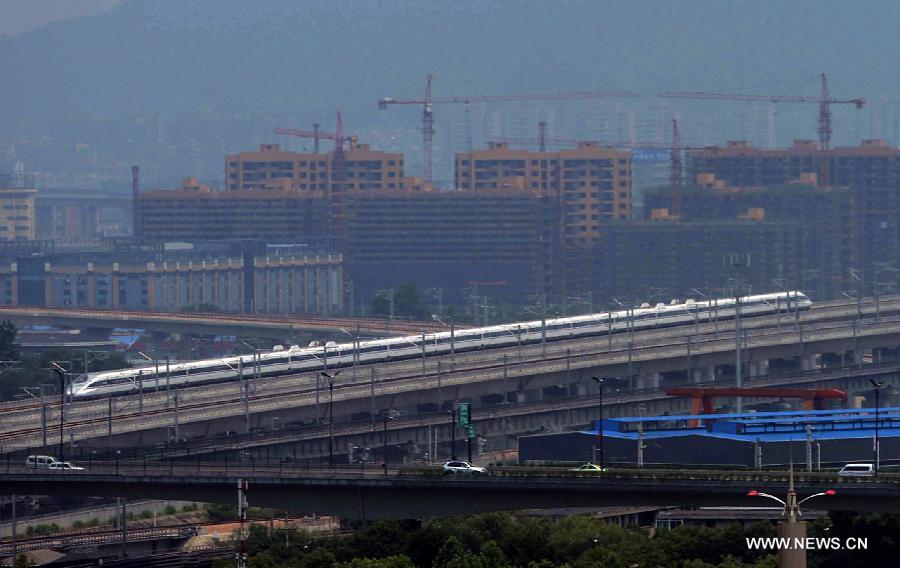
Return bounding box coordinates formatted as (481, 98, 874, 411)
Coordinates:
(659, 73, 865, 153)
(490, 135, 669, 148)
(274, 127, 345, 141)
(659, 91, 864, 106)
(379, 90, 639, 107)
(379, 74, 640, 182)
(274, 112, 352, 234)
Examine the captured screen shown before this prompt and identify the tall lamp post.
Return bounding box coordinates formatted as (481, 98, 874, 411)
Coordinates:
(449, 408, 458, 461)
(871, 379, 883, 475)
(382, 413, 393, 476)
(747, 468, 836, 568)
(321, 371, 340, 467)
(49, 363, 68, 461)
(590, 376, 609, 469)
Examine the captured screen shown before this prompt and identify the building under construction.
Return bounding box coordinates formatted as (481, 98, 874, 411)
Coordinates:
(588, 220, 803, 304)
(345, 189, 560, 306)
(453, 141, 633, 302)
(134, 178, 331, 242)
(687, 138, 900, 188)
(225, 143, 416, 192)
(455, 141, 633, 245)
(647, 133, 900, 300)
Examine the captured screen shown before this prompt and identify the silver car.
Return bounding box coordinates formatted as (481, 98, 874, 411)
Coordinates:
(838, 463, 874, 477)
(48, 462, 85, 471)
(442, 461, 488, 475)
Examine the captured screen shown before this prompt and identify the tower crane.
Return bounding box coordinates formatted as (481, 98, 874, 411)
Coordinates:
(659, 73, 865, 152)
(378, 74, 639, 183)
(274, 112, 355, 233)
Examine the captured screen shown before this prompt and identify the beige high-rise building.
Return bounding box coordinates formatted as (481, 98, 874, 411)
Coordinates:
(0, 177, 36, 241)
(455, 142, 632, 247)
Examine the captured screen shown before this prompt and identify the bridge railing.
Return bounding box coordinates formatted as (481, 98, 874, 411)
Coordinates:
(3, 460, 900, 485)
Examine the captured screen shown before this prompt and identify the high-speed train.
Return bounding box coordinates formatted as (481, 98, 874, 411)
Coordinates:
(70, 291, 811, 399)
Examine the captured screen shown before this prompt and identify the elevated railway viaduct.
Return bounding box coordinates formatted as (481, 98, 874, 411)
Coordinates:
(3, 296, 900, 464)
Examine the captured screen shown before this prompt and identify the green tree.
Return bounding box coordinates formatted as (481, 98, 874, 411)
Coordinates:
(433, 536, 469, 568)
(407, 522, 452, 567)
(0, 320, 18, 360)
(336, 555, 416, 568)
(205, 503, 239, 523)
(300, 547, 337, 568)
(14, 555, 35, 568)
(370, 284, 430, 321)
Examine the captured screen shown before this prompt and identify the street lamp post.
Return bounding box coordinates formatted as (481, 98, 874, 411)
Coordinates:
(49, 363, 68, 461)
(450, 408, 457, 461)
(747, 467, 836, 568)
(382, 413, 393, 476)
(321, 371, 340, 467)
(591, 376, 608, 469)
(871, 379, 883, 475)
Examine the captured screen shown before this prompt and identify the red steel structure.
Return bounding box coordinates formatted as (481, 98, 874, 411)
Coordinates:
(378, 74, 639, 183)
(667, 386, 848, 419)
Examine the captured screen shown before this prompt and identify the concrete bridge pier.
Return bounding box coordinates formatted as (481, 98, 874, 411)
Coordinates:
(801, 355, 816, 372)
(637, 373, 661, 390)
(690, 366, 715, 384)
(747, 361, 767, 378)
(522, 388, 544, 403)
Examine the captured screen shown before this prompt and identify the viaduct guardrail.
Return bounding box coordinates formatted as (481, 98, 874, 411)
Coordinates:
(1, 463, 898, 519)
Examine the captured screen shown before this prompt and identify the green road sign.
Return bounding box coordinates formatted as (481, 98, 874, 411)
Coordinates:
(467, 424, 476, 439)
(458, 402, 470, 427)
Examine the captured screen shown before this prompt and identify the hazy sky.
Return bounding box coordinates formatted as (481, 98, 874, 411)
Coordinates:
(0, 0, 121, 36)
(2, 0, 899, 186)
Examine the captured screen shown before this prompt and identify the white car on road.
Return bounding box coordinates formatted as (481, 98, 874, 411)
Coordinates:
(442, 461, 488, 475)
(48, 462, 85, 471)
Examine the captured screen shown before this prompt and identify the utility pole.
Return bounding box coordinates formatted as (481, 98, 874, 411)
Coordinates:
(237, 479, 249, 568)
(727, 253, 750, 412)
(871, 379, 883, 475)
(119, 498, 127, 558)
(321, 371, 341, 467)
(591, 377, 606, 469)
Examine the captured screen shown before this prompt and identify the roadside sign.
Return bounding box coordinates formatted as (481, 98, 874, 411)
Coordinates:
(458, 402, 470, 427)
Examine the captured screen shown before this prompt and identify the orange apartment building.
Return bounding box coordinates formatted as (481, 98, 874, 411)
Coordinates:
(226, 143, 406, 192)
(454, 142, 632, 247)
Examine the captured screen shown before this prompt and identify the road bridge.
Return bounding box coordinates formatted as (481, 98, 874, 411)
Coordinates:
(107, 361, 900, 465)
(1, 464, 898, 520)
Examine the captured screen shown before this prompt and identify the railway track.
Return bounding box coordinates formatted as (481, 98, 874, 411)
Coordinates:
(3, 311, 898, 450)
(0, 295, 895, 424)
